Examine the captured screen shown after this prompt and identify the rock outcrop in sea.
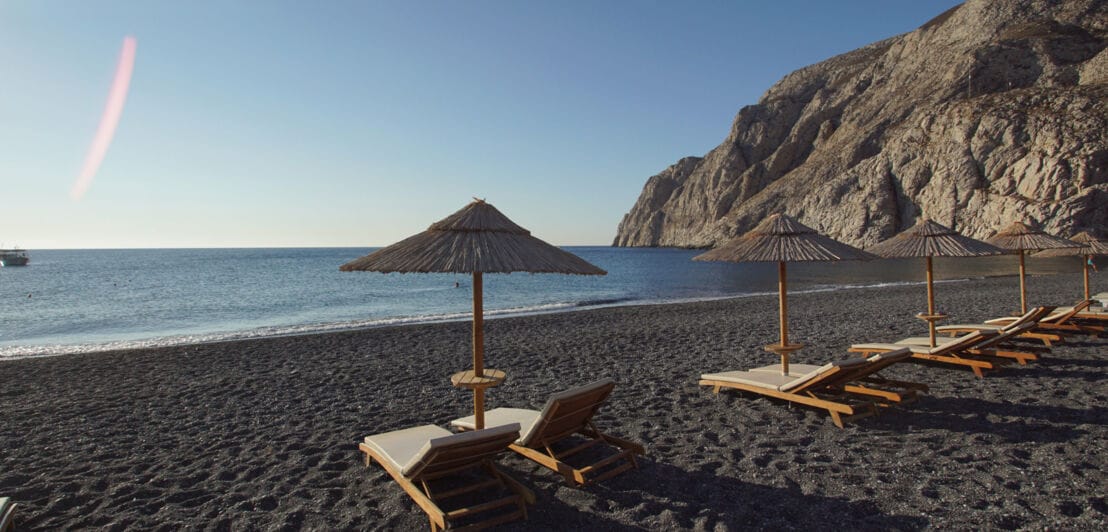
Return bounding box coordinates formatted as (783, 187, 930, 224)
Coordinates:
(614, 0, 1108, 248)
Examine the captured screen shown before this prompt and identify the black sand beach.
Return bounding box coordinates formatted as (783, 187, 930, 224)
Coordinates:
(1, 273, 1105, 530)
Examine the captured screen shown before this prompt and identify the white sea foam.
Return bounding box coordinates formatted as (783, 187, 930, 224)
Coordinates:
(0, 276, 982, 360)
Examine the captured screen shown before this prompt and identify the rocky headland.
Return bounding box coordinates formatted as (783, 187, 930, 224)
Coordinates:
(615, 0, 1108, 248)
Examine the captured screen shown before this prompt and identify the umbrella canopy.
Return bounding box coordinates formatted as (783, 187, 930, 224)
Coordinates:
(694, 214, 875, 375)
(339, 200, 606, 275)
(986, 221, 1080, 313)
(695, 214, 875, 263)
(1035, 231, 1108, 300)
(341, 199, 605, 429)
(868, 219, 1003, 346)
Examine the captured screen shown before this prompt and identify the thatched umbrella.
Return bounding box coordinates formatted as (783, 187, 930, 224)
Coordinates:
(693, 214, 875, 375)
(1035, 231, 1108, 301)
(986, 221, 1080, 314)
(341, 199, 605, 429)
(868, 219, 1003, 347)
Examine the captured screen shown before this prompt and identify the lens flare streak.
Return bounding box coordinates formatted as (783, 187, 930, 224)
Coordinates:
(72, 36, 137, 200)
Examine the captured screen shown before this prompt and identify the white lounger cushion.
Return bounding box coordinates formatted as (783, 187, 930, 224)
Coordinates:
(851, 342, 944, 355)
(750, 363, 823, 375)
(751, 349, 910, 375)
(450, 379, 615, 446)
(896, 336, 957, 346)
(700, 370, 803, 391)
(937, 323, 1004, 332)
(363, 422, 521, 478)
(987, 307, 1070, 325)
(936, 321, 1034, 342)
(702, 357, 867, 392)
(450, 408, 540, 442)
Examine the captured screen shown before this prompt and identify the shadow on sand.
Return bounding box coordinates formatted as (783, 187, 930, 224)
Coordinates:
(501, 457, 929, 530)
(878, 395, 1100, 441)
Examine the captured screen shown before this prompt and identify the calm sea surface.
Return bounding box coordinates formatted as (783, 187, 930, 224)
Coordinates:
(0, 247, 1085, 358)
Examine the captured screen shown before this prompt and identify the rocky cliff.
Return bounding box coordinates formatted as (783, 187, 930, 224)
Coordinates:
(614, 0, 1108, 248)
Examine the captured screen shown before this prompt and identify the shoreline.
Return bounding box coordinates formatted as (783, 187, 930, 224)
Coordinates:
(1, 272, 1105, 529)
(0, 273, 1024, 361)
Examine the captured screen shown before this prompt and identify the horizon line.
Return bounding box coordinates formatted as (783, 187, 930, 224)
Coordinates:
(15, 243, 620, 251)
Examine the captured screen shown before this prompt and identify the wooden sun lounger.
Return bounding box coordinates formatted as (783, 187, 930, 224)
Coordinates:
(1070, 299, 1108, 326)
(0, 497, 15, 532)
(749, 349, 928, 405)
(986, 301, 1101, 341)
(937, 306, 1060, 346)
(895, 322, 1041, 365)
(1074, 308, 1108, 323)
(451, 379, 644, 487)
(700, 354, 903, 428)
(359, 423, 534, 531)
(850, 330, 1004, 378)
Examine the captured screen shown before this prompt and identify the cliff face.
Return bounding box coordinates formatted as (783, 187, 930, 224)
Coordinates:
(614, 0, 1108, 247)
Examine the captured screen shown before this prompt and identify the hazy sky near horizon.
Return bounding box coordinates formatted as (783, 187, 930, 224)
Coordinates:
(3, 1, 961, 249)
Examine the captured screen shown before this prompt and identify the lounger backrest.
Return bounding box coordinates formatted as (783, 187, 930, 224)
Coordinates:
(1003, 306, 1050, 331)
(401, 423, 521, 479)
(933, 329, 997, 355)
(780, 357, 869, 393)
(1047, 300, 1091, 324)
(981, 322, 1036, 347)
(517, 379, 615, 447)
(809, 349, 910, 388)
(859, 348, 911, 375)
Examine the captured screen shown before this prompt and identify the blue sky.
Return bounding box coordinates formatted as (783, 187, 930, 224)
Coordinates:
(2, 1, 961, 248)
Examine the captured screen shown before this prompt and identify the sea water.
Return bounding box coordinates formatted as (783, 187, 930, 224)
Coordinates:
(0, 247, 1084, 358)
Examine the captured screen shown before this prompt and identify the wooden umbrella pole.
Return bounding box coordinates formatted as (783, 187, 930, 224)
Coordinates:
(472, 271, 485, 429)
(779, 261, 789, 375)
(1084, 255, 1091, 301)
(1018, 250, 1027, 314)
(926, 256, 936, 347)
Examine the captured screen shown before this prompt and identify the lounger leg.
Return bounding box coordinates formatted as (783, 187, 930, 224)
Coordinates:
(358, 444, 373, 467)
(828, 411, 845, 429)
(971, 366, 984, 378)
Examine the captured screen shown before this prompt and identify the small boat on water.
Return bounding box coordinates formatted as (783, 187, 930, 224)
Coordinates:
(0, 249, 30, 266)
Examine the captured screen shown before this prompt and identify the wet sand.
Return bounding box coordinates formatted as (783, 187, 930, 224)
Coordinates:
(1, 273, 1105, 530)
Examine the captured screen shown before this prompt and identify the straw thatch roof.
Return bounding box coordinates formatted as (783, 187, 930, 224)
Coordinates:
(986, 221, 1081, 252)
(340, 199, 606, 275)
(1035, 231, 1108, 257)
(867, 219, 1003, 258)
(693, 214, 876, 263)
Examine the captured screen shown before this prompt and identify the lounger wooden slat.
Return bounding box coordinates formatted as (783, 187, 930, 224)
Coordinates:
(1074, 309, 1108, 322)
(1004, 303, 1103, 337)
(444, 495, 522, 519)
(897, 323, 1041, 365)
(701, 355, 893, 428)
(451, 379, 645, 487)
(555, 437, 603, 459)
(985, 302, 1099, 342)
(429, 478, 501, 500)
(851, 330, 1005, 378)
(359, 423, 533, 531)
(748, 350, 925, 406)
(938, 306, 1061, 346)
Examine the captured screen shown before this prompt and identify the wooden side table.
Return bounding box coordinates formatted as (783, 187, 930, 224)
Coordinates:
(450, 369, 506, 429)
(764, 343, 805, 375)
